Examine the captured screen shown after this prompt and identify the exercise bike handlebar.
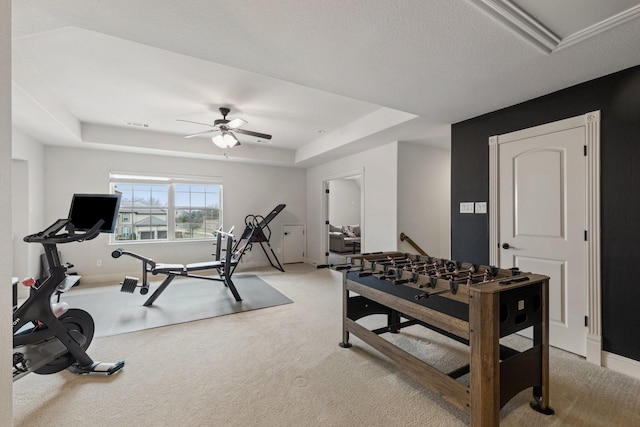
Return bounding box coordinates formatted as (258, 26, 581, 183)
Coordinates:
(23, 219, 105, 245)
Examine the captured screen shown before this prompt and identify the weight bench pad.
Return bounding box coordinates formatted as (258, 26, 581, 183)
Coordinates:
(152, 263, 186, 274)
(185, 261, 225, 272)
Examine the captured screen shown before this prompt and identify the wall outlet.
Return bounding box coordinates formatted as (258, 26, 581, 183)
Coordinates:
(96, 259, 102, 267)
(475, 202, 487, 214)
(459, 202, 475, 214)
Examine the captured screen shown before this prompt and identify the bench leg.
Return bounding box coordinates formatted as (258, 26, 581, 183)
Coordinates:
(143, 275, 176, 306)
(224, 277, 242, 302)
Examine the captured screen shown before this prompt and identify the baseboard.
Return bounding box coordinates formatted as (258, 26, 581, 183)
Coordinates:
(602, 351, 640, 380)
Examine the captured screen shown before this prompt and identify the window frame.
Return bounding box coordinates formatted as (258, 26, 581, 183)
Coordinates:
(109, 171, 223, 245)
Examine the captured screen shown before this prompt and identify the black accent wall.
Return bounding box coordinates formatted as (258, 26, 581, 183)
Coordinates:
(451, 64, 640, 362)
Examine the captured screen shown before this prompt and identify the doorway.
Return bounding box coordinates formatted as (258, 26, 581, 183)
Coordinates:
(489, 111, 601, 361)
(323, 171, 364, 265)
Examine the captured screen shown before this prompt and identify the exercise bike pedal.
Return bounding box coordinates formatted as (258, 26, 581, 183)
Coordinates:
(68, 360, 125, 375)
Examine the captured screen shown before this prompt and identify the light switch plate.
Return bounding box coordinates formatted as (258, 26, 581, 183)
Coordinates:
(460, 202, 475, 214)
(475, 202, 487, 214)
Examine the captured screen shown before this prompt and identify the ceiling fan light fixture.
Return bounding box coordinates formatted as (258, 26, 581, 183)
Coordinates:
(212, 131, 239, 148)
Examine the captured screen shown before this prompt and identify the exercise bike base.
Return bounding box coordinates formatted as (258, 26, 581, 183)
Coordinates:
(13, 338, 70, 381)
(68, 360, 125, 375)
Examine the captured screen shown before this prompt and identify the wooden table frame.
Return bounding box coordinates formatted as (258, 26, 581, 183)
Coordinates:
(340, 266, 554, 426)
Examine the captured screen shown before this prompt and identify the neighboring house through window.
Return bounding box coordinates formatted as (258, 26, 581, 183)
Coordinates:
(110, 172, 222, 243)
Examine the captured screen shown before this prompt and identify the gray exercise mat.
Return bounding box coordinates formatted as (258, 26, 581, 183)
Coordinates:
(60, 275, 292, 337)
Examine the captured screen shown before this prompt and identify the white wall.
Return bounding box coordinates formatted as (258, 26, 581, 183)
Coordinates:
(329, 179, 361, 226)
(397, 143, 450, 258)
(12, 160, 28, 279)
(306, 140, 451, 265)
(12, 131, 45, 286)
(306, 142, 398, 263)
(41, 146, 306, 283)
(1, 0, 12, 419)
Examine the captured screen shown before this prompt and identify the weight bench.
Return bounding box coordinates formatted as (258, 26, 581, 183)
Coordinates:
(112, 228, 242, 305)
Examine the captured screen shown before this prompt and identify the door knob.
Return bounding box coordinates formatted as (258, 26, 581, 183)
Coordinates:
(502, 243, 511, 249)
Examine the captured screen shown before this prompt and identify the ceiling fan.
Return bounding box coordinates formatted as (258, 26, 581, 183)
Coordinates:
(178, 107, 272, 148)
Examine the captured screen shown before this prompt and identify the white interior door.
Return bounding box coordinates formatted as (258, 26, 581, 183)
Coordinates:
(498, 122, 587, 356)
(283, 225, 305, 264)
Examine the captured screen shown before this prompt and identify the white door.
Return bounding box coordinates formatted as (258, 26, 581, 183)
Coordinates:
(498, 121, 587, 356)
(283, 225, 305, 264)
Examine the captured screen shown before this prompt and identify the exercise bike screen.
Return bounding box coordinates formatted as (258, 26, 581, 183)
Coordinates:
(68, 194, 121, 233)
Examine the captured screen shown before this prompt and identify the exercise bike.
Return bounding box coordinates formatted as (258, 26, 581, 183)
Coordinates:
(13, 203, 125, 381)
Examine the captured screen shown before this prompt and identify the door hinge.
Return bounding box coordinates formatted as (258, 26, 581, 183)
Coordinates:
(325, 188, 330, 194)
(585, 316, 589, 327)
(325, 252, 330, 257)
(325, 220, 330, 225)
(584, 230, 588, 241)
(584, 145, 587, 156)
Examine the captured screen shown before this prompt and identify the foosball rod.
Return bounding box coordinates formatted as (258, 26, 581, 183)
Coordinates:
(414, 287, 451, 300)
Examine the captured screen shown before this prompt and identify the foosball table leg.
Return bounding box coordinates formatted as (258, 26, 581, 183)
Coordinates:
(530, 395, 555, 415)
(531, 278, 554, 415)
(340, 273, 352, 348)
(388, 310, 401, 333)
(469, 290, 501, 426)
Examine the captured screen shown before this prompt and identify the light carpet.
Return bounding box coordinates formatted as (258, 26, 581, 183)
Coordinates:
(59, 274, 292, 337)
(12, 264, 640, 426)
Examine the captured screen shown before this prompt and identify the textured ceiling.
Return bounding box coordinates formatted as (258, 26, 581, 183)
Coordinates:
(11, 0, 640, 166)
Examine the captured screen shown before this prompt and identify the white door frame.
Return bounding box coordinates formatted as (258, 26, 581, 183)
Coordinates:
(489, 111, 601, 364)
(322, 168, 365, 264)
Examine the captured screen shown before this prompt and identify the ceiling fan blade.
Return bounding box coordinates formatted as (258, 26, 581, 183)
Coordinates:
(184, 129, 216, 138)
(233, 128, 272, 140)
(226, 118, 247, 129)
(177, 119, 214, 127)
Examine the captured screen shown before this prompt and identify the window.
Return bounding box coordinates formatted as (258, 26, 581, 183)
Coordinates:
(174, 184, 221, 239)
(110, 173, 222, 243)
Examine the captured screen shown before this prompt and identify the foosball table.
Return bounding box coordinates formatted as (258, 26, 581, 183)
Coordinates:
(330, 252, 554, 426)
